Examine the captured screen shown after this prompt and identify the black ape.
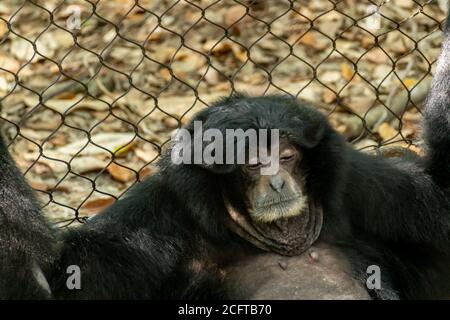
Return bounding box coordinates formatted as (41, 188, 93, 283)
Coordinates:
(1, 13, 450, 301)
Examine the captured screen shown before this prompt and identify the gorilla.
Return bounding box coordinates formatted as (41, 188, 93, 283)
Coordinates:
(0, 12, 449, 301)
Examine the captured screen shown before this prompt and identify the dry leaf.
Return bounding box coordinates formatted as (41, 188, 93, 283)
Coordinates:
(135, 146, 159, 163)
(298, 32, 316, 47)
(365, 48, 389, 64)
(346, 96, 376, 116)
(320, 71, 341, 83)
(323, 89, 337, 104)
(139, 166, 155, 181)
(378, 123, 398, 141)
(57, 133, 136, 156)
(159, 68, 171, 81)
(297, 32, 329, 50)
(231, 44, 247, 63)
(68, 157, 110, 174)
(203, 67, 220, 85)
(81, 198, 116, 215)
(0, 55, 20, 73)
(224, 5, 247, 27)
(11, 38, 34, 61)
(162, 116, 179, 128)
(402, 77, 418, 89)
(113, 143, 135, 157)
(373, 64, 392, 82)
(23, 95, 111, 114)
(107, 162, 136, 183)
(395, 0, 414, 8)
(0, 20, 7, 38)
(341, 63, 354, 81)
(30, 181, 52, 192)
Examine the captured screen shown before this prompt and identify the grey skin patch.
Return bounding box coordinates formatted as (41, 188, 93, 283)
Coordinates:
(224, 242, 372, 300)
(31, 261, 52, 296)
(224, 197, 323, 256)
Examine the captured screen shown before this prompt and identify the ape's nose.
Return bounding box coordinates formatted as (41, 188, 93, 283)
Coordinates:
(269, 175, 285, 193)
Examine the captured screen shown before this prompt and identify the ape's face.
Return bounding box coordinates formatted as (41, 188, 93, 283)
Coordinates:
(224, 139, 323, 256)
(243, 140, 308, 223)
(185, 95, 327, 255)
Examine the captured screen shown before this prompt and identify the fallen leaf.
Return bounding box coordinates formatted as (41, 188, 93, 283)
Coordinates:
(113, 142, 135, 157)
(319, 71, 341, 83)
(364, 48, 389, 64)
(297, 32, 329, 50)
(11, 38, 34, 61)
(346, 96, 376, 116)
(81, 198, 116, 215)
(67, 157, 109, 174)
(297, 32, 316, 47)
(135, 146, 159, 163)
(231, 44, 247, 63)
(323, 89, 337, 104)
(224, 5, 247, 27)
(139, 166, 155, 181)
(107, 162, 136, 183)
(30, 181, 51, 192)
(341, 63, 354, 81)
(0, 20, 7, 38)
(202, 67, 220, 85)
(378, 122, 398, 141)
(0, 55, 20, 73)
(373, 64, 392, 82)
(402, 77, 418, 89)
(57, 133, 136, 156)
(159, 67, 171, 81)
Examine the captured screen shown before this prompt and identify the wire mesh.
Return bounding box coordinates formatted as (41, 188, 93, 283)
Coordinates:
(0, 0, 446, 226)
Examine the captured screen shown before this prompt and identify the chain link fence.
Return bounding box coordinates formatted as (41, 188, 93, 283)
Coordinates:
(0, 0, 447, 226)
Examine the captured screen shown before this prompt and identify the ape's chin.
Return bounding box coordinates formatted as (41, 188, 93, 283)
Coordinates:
(249, 197, 308, 223)
(224, 197, 323, 256)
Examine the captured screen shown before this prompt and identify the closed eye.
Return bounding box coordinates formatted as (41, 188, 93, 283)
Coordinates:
(280, 154, 294, 162)
(247, 162, 262, 170)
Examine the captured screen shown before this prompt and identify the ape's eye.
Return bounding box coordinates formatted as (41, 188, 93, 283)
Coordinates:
(247, 162, 262, 170)
(280, 154, 294, 161)
(280, 150, 296, 162)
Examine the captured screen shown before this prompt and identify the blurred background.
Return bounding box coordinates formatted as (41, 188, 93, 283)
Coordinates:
(0, 0, 447, 225)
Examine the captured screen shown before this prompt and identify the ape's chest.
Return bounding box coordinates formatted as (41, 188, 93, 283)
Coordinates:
(222, 242, 370, 300)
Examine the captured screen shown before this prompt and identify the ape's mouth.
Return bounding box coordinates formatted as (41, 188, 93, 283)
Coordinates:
(248, 195, 307, 223)
(224, 197, 323, 256)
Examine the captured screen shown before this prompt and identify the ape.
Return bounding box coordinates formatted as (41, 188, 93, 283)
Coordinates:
(1, 14, 450, 301)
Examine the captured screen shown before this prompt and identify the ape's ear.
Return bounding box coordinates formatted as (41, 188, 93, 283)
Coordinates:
(297, 119, 326, 149)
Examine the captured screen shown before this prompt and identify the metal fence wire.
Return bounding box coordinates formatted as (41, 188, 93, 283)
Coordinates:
(0, 0, 447, 226)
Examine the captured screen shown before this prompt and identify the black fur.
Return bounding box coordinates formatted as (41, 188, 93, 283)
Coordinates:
(0, 136, 56, 299)
(423, 11, 450, 189)
(1, 12, 449, 301)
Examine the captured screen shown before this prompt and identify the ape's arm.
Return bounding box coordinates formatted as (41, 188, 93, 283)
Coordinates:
(423, 10, 450, 189)
(339, 10, 450, 249)
(47, 175, 227, 299)
(341, 151, 450, 248)
(0, 132, 56, 299)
